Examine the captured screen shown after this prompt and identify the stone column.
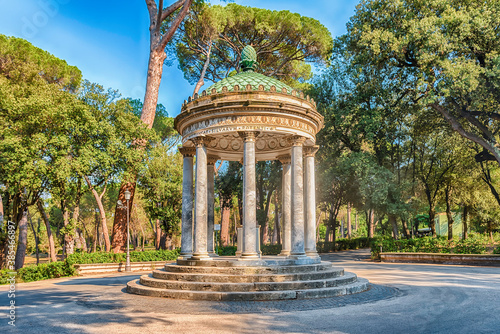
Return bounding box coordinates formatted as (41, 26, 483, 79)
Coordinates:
(304, 145, 319, 258)
(191, 136, 213, 260)
(179, 147, 195, 259)
(239, 131, 260, 258)
(278, 154, 291, 256)
(207, 155, 218, 256)
(290, 136, 306, 258)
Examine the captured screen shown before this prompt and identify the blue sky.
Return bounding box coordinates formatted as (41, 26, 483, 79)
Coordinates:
(0, 0, 358, 117)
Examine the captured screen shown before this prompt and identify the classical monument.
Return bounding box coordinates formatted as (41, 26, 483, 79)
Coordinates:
(127, 46, 368, 300)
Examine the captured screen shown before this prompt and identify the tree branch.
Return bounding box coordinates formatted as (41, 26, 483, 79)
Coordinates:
(161, 0, 184, 22)
(145, 0, 158, 30)
(430, 102, 500, 166)
(158, 0, 194, 51)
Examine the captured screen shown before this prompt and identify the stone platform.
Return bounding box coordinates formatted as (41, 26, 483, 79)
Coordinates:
(126, 257, 369, 301)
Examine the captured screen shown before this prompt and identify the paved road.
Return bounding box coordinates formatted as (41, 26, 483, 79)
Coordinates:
(1, 249, 499, 334)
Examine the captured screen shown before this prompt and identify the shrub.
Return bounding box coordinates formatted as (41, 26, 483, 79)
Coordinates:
(217, 246, 237, 256)
(261, 244, 282, 255)
(317, 237, 373, 253)
(18, 261, 76, 282)
(453, 235, 488, 254)
(371, 234, 493, 257)
(0, 269, 14, 285)
(65, 249, 180, 265)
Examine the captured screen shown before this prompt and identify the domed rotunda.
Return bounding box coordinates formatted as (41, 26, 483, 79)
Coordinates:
(127, 46, 369, 301)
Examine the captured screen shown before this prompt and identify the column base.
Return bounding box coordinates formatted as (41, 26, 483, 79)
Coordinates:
(178, 253, 193, 260)
(288, 253, 307, 259)
(279, 250, 291, 256)
(190, 252, 213, 261)
(305, 251, 320, 259)
(238, 252, 261, 259)
(208, 252, 220, 257)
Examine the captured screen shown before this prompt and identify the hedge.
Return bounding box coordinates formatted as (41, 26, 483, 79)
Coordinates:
(65, 249, 180, 265)
(317, 237, 373, 253)
(0, 260, 76, 284)
(371, 234, 497, 257)
(0, 249, 181, 285)
(216, 238, 372, 256)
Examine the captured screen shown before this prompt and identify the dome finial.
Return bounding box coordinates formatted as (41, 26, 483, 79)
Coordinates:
(240, 45, 257, 71)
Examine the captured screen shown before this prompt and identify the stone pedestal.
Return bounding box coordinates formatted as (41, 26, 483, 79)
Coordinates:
(278, 155, 291, 256)
(179, 147, 195, 259)
(304, 146, 319, 258)
(289, 136, 306, 259)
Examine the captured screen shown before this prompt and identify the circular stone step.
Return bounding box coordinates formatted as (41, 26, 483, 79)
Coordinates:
(127, 257, 369, 301)
(152, 267, 344, 283)
(176, 256, 321, 267)
(126, 277, 369, 301)
(139, 272, 358, 292)
(164, 262, 333, 275)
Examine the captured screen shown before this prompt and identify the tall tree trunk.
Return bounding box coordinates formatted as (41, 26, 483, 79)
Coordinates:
(220, 203, 231, 247)
(325, 205, 333, 243)
(401, 218, 410, 239)
(62, 200, 74, 256)
(355, 211, 358, 231)
(445, 185, 453, 240)
(260, 189, 274, 246)
(429, 206, 437, 237)
(27, 215, 40, 265)
(155, 219, 161, 250)
(274, 193, 281, 245)
(0, 193, 3, 226)
(193, 43, 212, 95)
(92, 211, 99, 253)
(85, 176, 111, 252)
(112, 0, 194, 251)
(14, 209, 28, 270)
(37, 199, 56, 262)
(346, 203, 352, 239)
(111, 182, 135, 253)
(368, 209, 375, 238)
(487, 221, 493, 242)
(72, 180, 82, 249)
(389, 215, 398, 240)
(462, 206, 469, 240)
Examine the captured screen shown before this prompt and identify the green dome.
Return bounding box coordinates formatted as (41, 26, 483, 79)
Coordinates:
(205, 45, 294, 95)
(206, 71, 294, 95)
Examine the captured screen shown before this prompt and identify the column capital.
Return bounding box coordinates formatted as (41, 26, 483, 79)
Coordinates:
(288, 135, 307, 146)
(238, 131, 259, 142)
(303, 145, 319, 157)
(179, 147, 196, 157)
(277, 154, 291, 165)
(191, 136, 215, 147)
(207, 155, 219, 165)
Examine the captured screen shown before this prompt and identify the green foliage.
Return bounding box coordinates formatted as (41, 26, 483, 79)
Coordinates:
(66, 249, 180, 264)
(17, 261, 76, 283)
(261, 244, 282, 255)
(0, 261, 76, 284)
(139, 148, 183, 236)
(344, 0, 500, 167)
(371, 234, 495, 257)
(173, 3, 333, 89)
(217, 246, 237, 256)
(317, 237, 373, 253)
